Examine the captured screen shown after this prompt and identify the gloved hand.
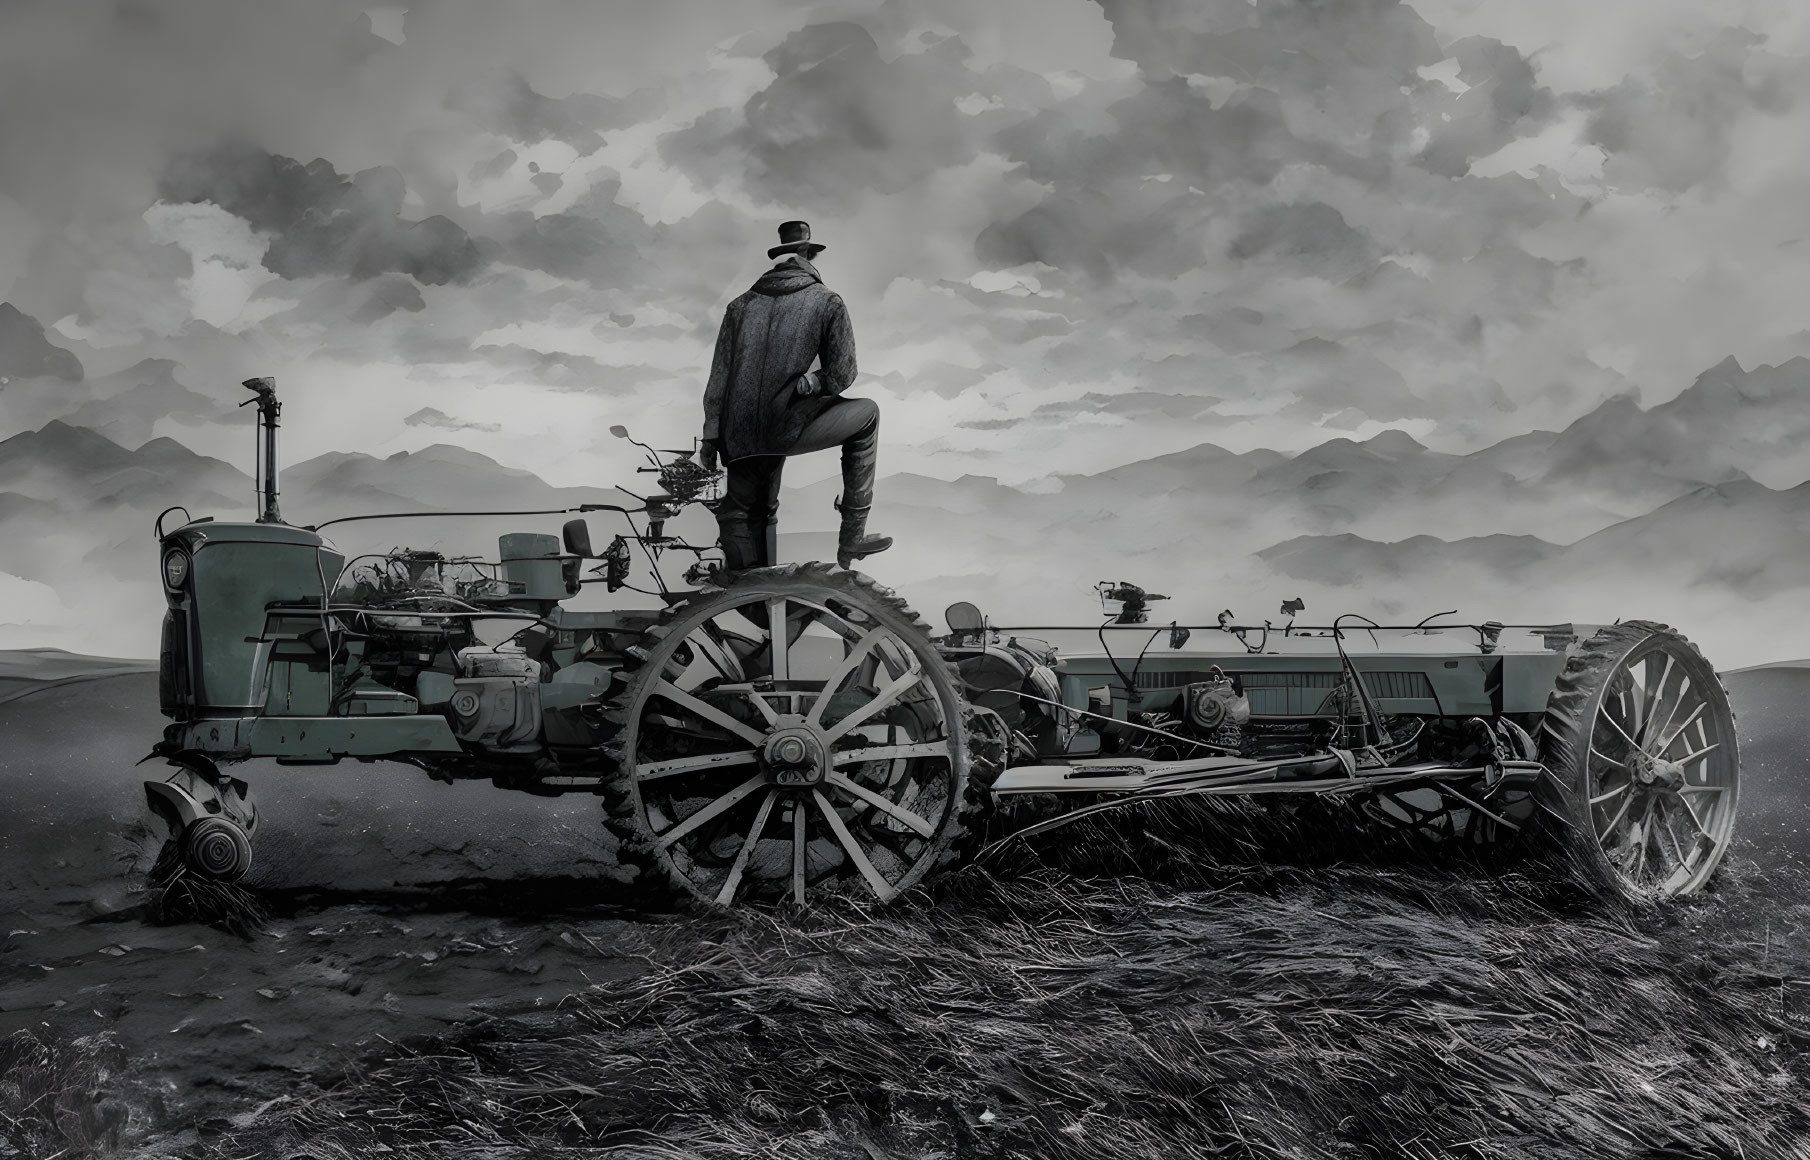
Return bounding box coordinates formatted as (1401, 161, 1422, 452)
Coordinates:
(699, 439, 720, 473)
(793, 370, 821, 398)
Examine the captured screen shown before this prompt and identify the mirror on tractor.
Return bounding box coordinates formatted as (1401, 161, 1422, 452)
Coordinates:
(945, 601, 984, 633)
(609, 425, 629, 439)
(943, 601, 988, 647)
(562, 518, 594, 558)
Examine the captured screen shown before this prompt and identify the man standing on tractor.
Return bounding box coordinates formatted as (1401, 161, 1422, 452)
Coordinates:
(699, 220, 892, 572)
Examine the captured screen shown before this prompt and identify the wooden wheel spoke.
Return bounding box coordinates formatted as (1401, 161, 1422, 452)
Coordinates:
(727, 687, 781, 727)
(1642, 659, 1683, 750)
(689, 627, 747, 683)
(1673, 741, 1720, 767)
(824, 658, 929, 742)
(1596, 705, 1641, 753)
(1625, 665, 1650, 742)
(1597, 790, 1636, 846)
(1629, 803, 1655, 877)
(656, 773, 767, 849)
(634, 749, 759, 782)
(832, 740, 952, 766)
(1655, 801, 1690, 868)
(811, 788, 894, 899)
(766, 598, 791, 683)
(714, 790, 777, 905)
(1654, 701, 1707, 757)
(1669, 790, 1711, 837)
(809, 627, 892, 725)
(791, 803, 808, 906)
(652, 680, 767, 746)
(1590, 782, 1630, 806)
(825, 771, 938, 838)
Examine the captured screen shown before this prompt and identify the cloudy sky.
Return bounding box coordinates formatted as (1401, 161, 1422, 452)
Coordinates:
(2, 0, 1806, 490)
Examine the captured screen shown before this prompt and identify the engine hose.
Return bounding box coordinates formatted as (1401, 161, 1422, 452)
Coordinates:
(1011, 689, 1241, 754)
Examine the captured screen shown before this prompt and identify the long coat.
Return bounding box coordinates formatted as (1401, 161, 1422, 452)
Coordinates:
(701, 256, 857, 461)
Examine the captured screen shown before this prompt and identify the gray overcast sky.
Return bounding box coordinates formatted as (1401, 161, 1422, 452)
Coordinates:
(1, 0, 1805, 486)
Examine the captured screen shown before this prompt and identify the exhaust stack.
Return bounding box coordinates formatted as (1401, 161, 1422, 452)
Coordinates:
(241, 376, 283, 524)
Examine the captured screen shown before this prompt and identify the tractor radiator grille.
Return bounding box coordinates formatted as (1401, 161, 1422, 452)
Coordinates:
(1233, 670, 1436, 716)
(1127, 669, 1435, 713)
(1131, 670, 1198, 690)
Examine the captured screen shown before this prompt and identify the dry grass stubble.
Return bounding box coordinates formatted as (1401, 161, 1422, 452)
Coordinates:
(186, 798, 1810, 1160)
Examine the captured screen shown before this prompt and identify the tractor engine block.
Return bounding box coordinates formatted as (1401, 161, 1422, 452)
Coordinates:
(442, 646, 543, 753)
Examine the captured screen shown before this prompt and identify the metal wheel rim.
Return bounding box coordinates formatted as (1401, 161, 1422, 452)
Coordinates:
(622, 584, 963, 905)
(1582, 638, 1738, 898)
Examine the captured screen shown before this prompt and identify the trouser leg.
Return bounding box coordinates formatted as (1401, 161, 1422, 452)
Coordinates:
(718, 455, 785, 571)
(792, 397, 880, 509)
(792, 399, 889, 568)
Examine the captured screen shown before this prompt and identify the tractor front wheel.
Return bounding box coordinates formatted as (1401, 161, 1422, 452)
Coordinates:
(1538, 621, 1739, 901)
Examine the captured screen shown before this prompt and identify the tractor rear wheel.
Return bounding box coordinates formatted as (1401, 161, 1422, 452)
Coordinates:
(1538, 621, 1739, 901)
(600, 564, 993, 907)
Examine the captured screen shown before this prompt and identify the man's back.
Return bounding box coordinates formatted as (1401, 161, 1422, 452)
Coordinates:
(707, 256, 856, 462)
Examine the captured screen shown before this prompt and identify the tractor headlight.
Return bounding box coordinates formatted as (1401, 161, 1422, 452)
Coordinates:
(162, 548, 190, 590)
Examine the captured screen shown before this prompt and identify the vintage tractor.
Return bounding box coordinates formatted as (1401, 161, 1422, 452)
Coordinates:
(144, 379, 1740, 907)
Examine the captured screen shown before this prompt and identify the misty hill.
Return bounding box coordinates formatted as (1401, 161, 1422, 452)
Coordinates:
(0, 303, 82, 382)
(5, 351, 1810, 661)
(0, 421, 247, 513)
(1257, 532, 1562, 580)
(284, 443, 615, 518)
(1259, 477, 1810, 603)
(60, 358, 234, 446)
(1568, 477, 1810, 596)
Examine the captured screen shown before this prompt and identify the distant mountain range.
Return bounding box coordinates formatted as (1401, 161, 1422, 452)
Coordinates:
(0, 302, 83, 382)
(0, 341, 1804, 662)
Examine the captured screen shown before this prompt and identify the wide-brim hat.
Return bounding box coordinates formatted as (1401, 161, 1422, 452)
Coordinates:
(768, 219, 827, 259)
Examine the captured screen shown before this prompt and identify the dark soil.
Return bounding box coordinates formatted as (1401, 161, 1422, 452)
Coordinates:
(2, 666, 1808, 1159)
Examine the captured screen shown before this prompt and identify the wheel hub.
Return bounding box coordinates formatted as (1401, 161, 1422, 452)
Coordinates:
(761, 715, 830, 787)
(1628, 749, 1685, 790)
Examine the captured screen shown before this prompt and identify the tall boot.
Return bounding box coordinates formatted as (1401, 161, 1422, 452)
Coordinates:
(717, 515, 760, 572)
(835, 500, 891, 569)
(835, 415, 891, 568)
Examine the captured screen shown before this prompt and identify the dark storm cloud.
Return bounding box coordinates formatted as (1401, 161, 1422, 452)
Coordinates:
(977, 0, 1558, 282)
(348, 275, 428, 323)
(1098, 0, 1442, 83)
(469, 149, 519, 184)
(660, 22, 1013, 207)
(1228, 203, 1377, 279)
(445, 71, 659, 157)
(1415, 36, 1555, 177)
(159, 143, 482, 284)
(480, 176, 663, 286)
(470, 343, 670, 391)
(1581, 29, 1802, 194)
(1032, 389, 1222, 422)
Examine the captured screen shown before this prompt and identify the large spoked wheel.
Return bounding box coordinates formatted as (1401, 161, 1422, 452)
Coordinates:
(602, 564, 990, 907)
(1538, 621, 1740, 901)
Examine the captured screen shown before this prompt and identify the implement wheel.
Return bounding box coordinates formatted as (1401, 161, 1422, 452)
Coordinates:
(602, 564, 992, 907)
(1538, 621, 1740, 900)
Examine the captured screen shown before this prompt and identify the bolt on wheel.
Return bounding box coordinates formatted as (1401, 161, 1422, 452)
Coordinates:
(603, 565, 984, 906)
(1539, 622, 1739, 900)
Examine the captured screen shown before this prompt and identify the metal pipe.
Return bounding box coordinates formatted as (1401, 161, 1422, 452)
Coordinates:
(241, 377, 282, 524)
(308, 503, 637, 533)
